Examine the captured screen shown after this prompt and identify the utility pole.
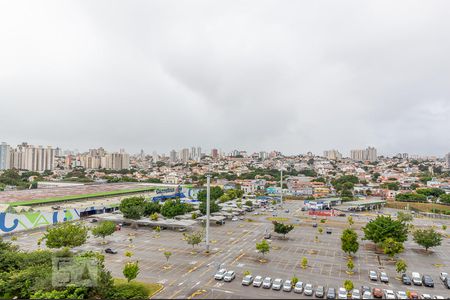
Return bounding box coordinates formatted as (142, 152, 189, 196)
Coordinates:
(206, 174, 211, 253)
(280, 169, 283, 206)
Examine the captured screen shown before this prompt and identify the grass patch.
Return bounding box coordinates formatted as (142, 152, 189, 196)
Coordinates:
(8, 187, 156, 207)
(266, 217, 289, 222)
(114, 278, 163, 298)
(386, 201, 450, 213)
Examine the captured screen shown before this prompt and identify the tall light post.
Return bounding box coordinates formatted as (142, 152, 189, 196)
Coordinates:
(206, 174, 211, 253)
(280, 169, 283, 206)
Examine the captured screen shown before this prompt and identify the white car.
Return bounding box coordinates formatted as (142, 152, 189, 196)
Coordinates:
(304, 283, 314, 296)
(272, 278, 283, 290)
(253, 275, 263, 287)
(223, 270, 235, 282)
(433, 296, 445, 299)
(351, 289, 361, 299)
(384, 289, 396, 300)
(362, 291, 373, 299)
(294, 281, 304, 294)
(241, 275, 253, 286)
(380, 272, 389, 283)
(439, 272, 448, 282)
(369, 270, 378, 281)
(412, 272, 422, 285)
(262, 277, 272, 289)
(421, 294, 432, 299)
(396, 291, 408, 300)
(283, 280, 292, 292)
(338, 287, 348, 299)
(214, 269, 227, 280)
(231, 217, 238, 221)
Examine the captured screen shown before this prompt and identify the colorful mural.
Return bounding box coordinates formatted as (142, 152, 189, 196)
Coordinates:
(0, 209, 80, 234)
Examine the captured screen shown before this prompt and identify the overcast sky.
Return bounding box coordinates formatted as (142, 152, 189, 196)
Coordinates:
(1, 1, 449, 156)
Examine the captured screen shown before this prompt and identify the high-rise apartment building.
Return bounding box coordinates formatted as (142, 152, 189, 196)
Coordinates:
(350, 147, 378, 162)
(181, 148, 190, 163)
(446, 153, 450, 168)
(323, 149, 342, 160)
(211, 148, 219, 159)
(169, 150, 177, 163)
(0, 142, 11, 170)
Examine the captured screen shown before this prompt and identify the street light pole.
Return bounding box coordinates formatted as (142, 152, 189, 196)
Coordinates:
(280, 169, 283, 206)
(206, 174, 211, 253)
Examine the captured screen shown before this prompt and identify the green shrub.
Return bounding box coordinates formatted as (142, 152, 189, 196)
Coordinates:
(109, 282, 149, 300)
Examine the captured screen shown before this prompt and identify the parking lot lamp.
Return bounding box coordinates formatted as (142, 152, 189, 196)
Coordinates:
(280, 169, 283, 206)
(206, 174, 211, 253)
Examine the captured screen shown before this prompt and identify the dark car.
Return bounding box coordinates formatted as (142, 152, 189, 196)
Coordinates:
(326, 287, 336, 299)
(313, 223, 318, 228)
(90, 218, 98, 223)
(422, 275, 434, 287)
(105, 248, 117, 254)
(402, 273, 412, 285)
(315, 285, 325, 298)
(360, 286, 371, 294)
(326, 228, 332, 234)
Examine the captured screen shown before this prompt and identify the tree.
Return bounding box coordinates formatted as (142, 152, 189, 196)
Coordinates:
(245, 200, 253, 207)
(301, 257, 308, 269)
(341, 228, 359, 256)
(91, 221, 116, 241)
(119, 197, 145, 220)
(197, 186, 224, 201)
(396, 259, 407, 275)
(144, 202, 161, 216)
(344, 279, 354, 292)
(381, 237, 404, 259)
(184, 231, 204, 248)
(413, 228, 443, 252)
(256, 239, 270, 257)
(123, 261, 139, 282)
(44, 222, 88, 249)
(442, 225, 447, 231)
(199, 198, 220, 215)
(161, 199, 193, 218)
(273, 221, 294, 239)
(150, 213, 159, 221)
(318, 227, 323, 234)
(397, 212, 413, 223)
(347, 216, 354, 227)
(347, 258, 354, 274)
(163, 251, 172, 264)
(291, 275, 299, 286)
(362, 215, 408, 244)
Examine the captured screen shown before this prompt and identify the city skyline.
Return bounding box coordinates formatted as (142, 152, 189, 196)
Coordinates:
(1, 1, 450, 156)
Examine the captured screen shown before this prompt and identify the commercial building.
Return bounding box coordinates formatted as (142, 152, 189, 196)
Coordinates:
(323, 149, 342, 160)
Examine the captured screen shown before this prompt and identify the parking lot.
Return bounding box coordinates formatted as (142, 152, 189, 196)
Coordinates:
(6, 200, 450, 299)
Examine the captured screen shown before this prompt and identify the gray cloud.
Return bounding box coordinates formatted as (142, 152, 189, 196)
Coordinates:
(0, 0, 449, 156)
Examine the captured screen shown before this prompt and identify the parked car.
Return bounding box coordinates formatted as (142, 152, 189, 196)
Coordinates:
(272, 278, 283, 290)
(262, 277, 273, 289)
(264, 232, 271, 239)
(313, 223, 318, 228)
(412, 272, 422, 285)
(440, 272, 448, 282)
(214, 269, 227, 280)
(284, 209, 290, 213)
(444, 277, 450, 288)
(372, 287, 383, 298)
(433, 296, 445, 299)
(104, 248, 117, 254)
(360, 286, 371, 294)
(383, 289, 396, 299)
(231, 217, 238, 221)
(362, 291, 373, 299)
(369, 270, 378, 281)
(396, 291, 408, 299)
(380, 272, 389, 283)
(223, 270, 236, 282)
(402, 273, 412, 285)
(337, 287, 347, 299)
(241, 275, 253, 286)
(351, 289, 360, 299)
(282, 280, 292, 292)
(90, 218, 98, 223)
(294, 281, 304, 294)
(326, 287, 336, 299)
(315, 285, 325, 298)
(326, 227, 332, 234)
(253, 275, 263, 287)
(409, 291, 419, 299)
(304, 283, 314, 296)
(422, 275, 434, 287)
(421, 294, 432, 299)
